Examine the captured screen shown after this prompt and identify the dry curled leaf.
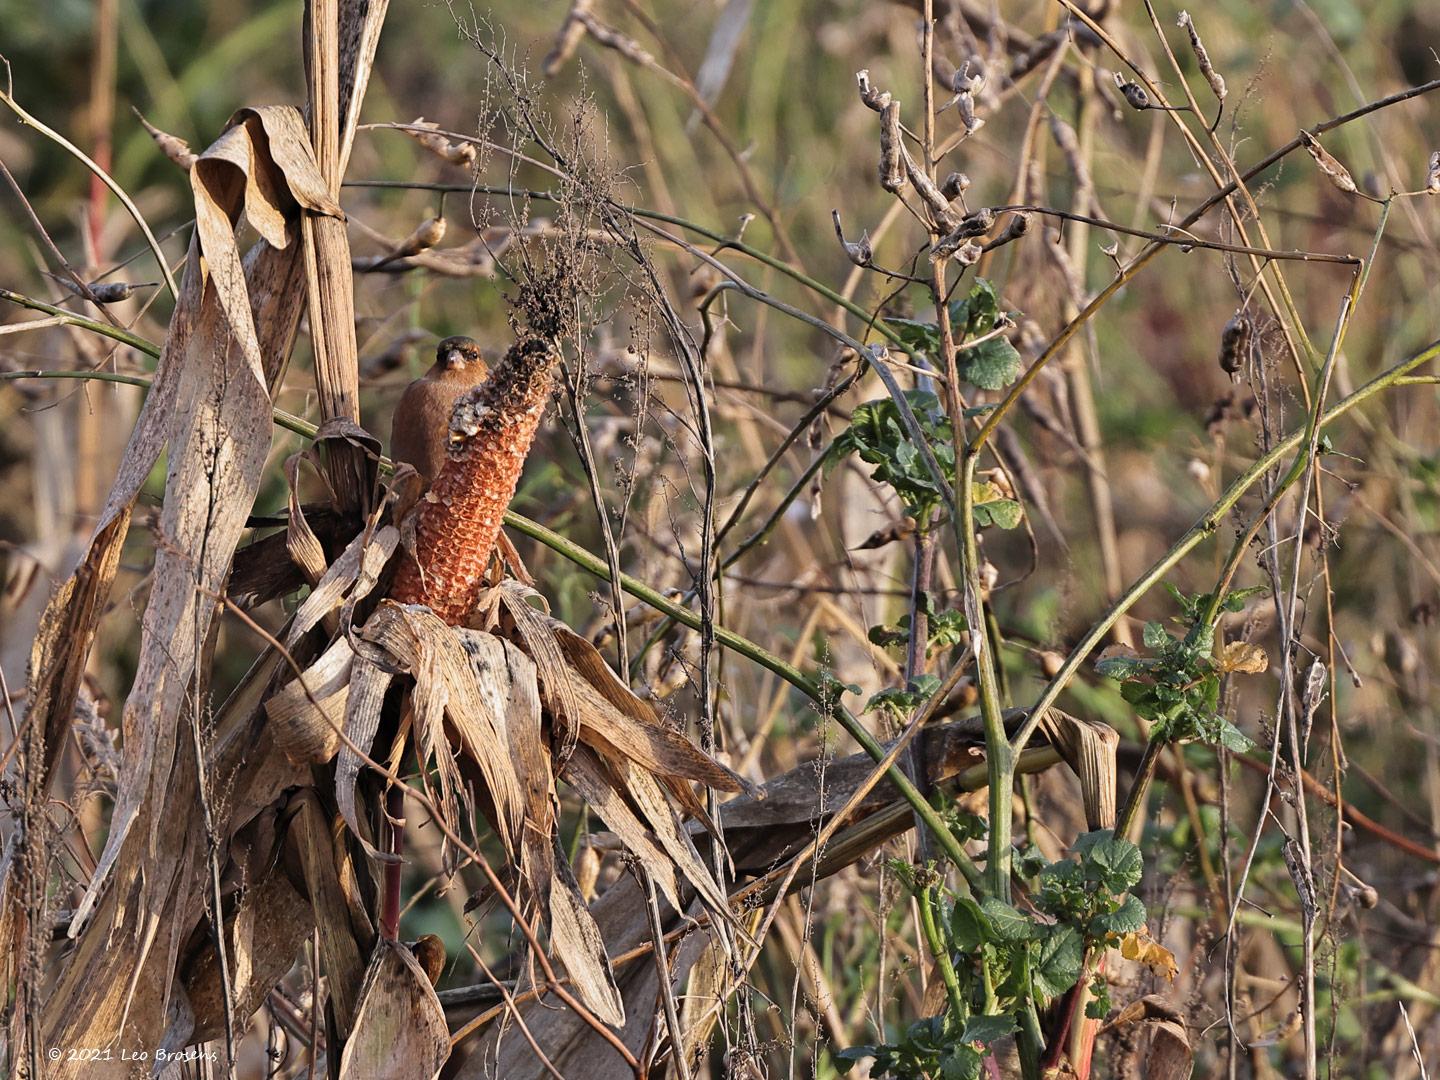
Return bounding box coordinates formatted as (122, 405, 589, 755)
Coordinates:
(1120, 932, 1179, 979)
(1219, 641, 1268, 675)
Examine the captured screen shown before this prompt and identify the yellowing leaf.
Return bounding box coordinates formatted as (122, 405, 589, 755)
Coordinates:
(1220, 641, 1268, 675)
(1121, 932, 1178, 980)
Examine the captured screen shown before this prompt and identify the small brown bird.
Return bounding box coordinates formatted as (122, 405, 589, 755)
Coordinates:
(390, 336, 489, 483)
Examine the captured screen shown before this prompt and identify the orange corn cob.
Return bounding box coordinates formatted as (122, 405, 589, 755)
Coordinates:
(390, 332, 556, 623)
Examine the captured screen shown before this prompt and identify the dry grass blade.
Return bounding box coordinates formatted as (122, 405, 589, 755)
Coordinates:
(1035, 708, 1120, 830)
(547, 852, 626, 1027)
(183, 846, 315, 1043)
(284, 524, 399, 645)
(336, 655, 398, 856)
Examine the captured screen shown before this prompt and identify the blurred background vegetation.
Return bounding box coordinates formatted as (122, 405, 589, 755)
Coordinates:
(4, 0, 1440, 1076)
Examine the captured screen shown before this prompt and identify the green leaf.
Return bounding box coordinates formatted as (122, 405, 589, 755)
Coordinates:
(949, 896, 990, 952)
(1222, 585, 1268, 613)
(960, 1013, 1017, 1045)
(886, 318, 941, 354)
(816, 671, 861, 700)
(1076, 831, 1144, 892)
(910, 673, 942, 698)
(832, 1046, 877, 1074)
(1212, 715, 1256, 752)
(980, 897, 1036, 943)
(939, 1045, 985, 1080)
(957, 337, 1022, 390)
(1094, 894, 1147, 936)
(1095, 656, 1151, 680)
(1142, 621, 1171, 651)
(974, 497, 1022, 529)
(1031, 924, 1084, 1001)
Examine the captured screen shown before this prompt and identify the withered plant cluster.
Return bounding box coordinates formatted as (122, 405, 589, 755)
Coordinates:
(3, 1, 1440, 1079)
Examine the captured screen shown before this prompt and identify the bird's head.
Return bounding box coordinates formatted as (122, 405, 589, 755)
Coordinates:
(435, 335, 486, 373)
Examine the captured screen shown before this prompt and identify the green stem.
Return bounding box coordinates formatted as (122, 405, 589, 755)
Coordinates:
(960, 452, 1015, 899)
(917, 885, 966, 1024)
(0, 366, 320, 442)
(1, 91, 180, 298)
(1007, 335, 1440, 760)
(0, 288, 163, 357)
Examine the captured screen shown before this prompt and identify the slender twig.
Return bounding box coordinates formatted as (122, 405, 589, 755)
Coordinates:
(1, 88, 180, 298)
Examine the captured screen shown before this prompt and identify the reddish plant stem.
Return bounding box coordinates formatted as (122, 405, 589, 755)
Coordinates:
(379, 783, 406, 941)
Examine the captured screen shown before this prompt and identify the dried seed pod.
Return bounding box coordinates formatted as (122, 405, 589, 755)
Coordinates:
(1176, 11, 1227, 103)
(902, 153, 961, 230)
(1299, 130, 1358, 194)
(950, 59, 985, 97)
(956, 92, 985, 135)
(878, 101, 907, 193)
(940, 172, 971, 200)
(1114, 72, 1152, 111)
(133, 108, 196, 170)
(390, 332, 558, 624)
(953, 240, 983, 266)
(48, 274, 159, 304)
(578, 14, 653, 66)
(1426, 150, 1440, 194)
(401, 118, 479, 167)
(365, 216, 449, 272)
(831, 210, 873, 267)
(856, 69, 890, 112)
(956, 207, 995, 238)
(981, 213, 1029, 253)
(542, 0, 594, 76)
(1218, 311, 1251, 376)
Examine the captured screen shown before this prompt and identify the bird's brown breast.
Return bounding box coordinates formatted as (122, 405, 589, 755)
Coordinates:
(391, 364, 489, 483)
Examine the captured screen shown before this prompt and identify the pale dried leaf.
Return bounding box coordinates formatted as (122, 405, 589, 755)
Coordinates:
(286, 525, 399, 645)
(185, 861, 313, 1042)
(338, 940, 448, 1080)
(549, 845, 625, 1026)
(401, 117, 479, 166)
(294, 791, 369, 1034)
(285, 453, 330, 588)
(455, 631, 555, 898)
(265, 634, 355, 763)
(612, 757, 730, 918)
(1220, 641, 1268, 674)
(570, 674, 747, 795)
(1034, 708, 1119, 830)
(359, 603, 526, 856)
(499, 581, 582, 759)
(1121, 932, 1179, 979)
(563, 746, 684, 912)
(336, 654, 397, 855)
(232, 105, 346, 218)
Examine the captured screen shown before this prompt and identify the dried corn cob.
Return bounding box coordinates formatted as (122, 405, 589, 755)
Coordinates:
(390, 331, 556, 623)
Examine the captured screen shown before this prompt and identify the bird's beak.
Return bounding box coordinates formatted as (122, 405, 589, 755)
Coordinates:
(444, 348, 467, 369)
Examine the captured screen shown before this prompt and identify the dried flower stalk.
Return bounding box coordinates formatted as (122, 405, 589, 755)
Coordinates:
(390, 331, 558, 623)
